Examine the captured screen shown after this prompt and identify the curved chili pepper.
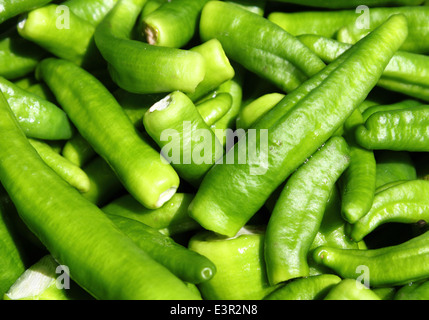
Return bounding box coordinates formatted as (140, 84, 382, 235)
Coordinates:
(355, 105, 429, 152)
(313, 229, 429, 287)
(349, 180, 429, 242)
(189, 14, 408, 237)
(36, 58, 180, 209)
(199, 1, 326, 93)
(94, 0, 206, 94)
(264, 136, 350, 285)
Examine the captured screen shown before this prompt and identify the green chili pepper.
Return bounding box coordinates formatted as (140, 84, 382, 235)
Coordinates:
(308, 185, 361, 276)
(80, 157, 124, 207)
(375, 150, 417, 188)
(195, 92, 233, 127)
(62, 0, 119, 26)
(236, 93, 285, 130)
(61, 90, 163, 168)
(187, 39, 235, 102)
(61, 133, 97, 168)
(141, 0, 167, 17)
(394, 280, 429, 300)
(361, 99, 422, 122)
(270, 0, 424, 9)
(0, 76, 73, 141)
(338, 108, 377, 224)
(36, 58, 180, 209)
(227, 0, 266, 16)
(199, 1, 326, 93)
(313, 229, 429, 287)
(0, 186, 28, 297)
(323, 279, 381, 300)
(0, 29, 46, 80)
(102, 193, 200, 237)
(143, 91, 223, 186)
(0, 0, 53, 24)
(209, 74, 244, 146)
(355, 105, 429, 152)
(105, 214, 216, 284)
(17, 4, 102, 68)
(298, 34, 429, 101)
(4, 255, 93, 300)
(0, 90, 200, 300)
(188, 226, 278, 300)
(337, 7, 429, 54)
(348, 180, 429, 242)
(94, 0, 206, 94)
(189, 14, 408, 237)
(28, 138, 90, 193)
(372, 287, 397, 300)
(268, 10, 358, 38)
(263, 274, 342, 300)
(264, 137, 350, 285)
(139, 0, 209, 48)
(376, 78, 429, 102)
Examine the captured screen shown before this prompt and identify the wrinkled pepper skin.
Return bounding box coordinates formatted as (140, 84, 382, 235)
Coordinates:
(313, 229, 429, 287)
(355, 105, 429, 152)
(338, 108, 377, 224)
(337, 7, 429, 54)
(349, 180, 429, 242)
(0, 90, 200, 300)
(189, 15, 408, 237)
(36, 58, 180, 210)
(264, 137, 350, 285)
(199, 1, 326, 93)
(299, 34, 429, 101)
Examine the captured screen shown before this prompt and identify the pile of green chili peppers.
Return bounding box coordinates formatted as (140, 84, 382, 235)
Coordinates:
(1, 0, 429, 302)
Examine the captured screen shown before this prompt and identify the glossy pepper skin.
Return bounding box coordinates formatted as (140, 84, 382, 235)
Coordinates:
(349, 180, 429, 242)
(17, 4, 102, 68)
(355, 105, 429, 152)
(313, 229, 429, 287)
(338, 7, 429, 54)
(105, 214, 216, 284)
(0, 76, 73, 141)
(323, 279, 381, 300)
(308, 185, 362, 276)
(36, 58, 180, 210)
(188, 226, 278, 300)
(199, 1, 326, 93)
(0, 29, 46, 80)
(102, 193, 200, 237)
(94, 0, 206, 94)
(0, 0, 53, 24)
(189, 15, 409, 237)
(62, 0, 119, 26)
(0, 90, 200, 300)
(337, 108, 377, 224)
(143, 91, 223, 186)
(299, 34, 429, 102)
(264, 137, 350, 285)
